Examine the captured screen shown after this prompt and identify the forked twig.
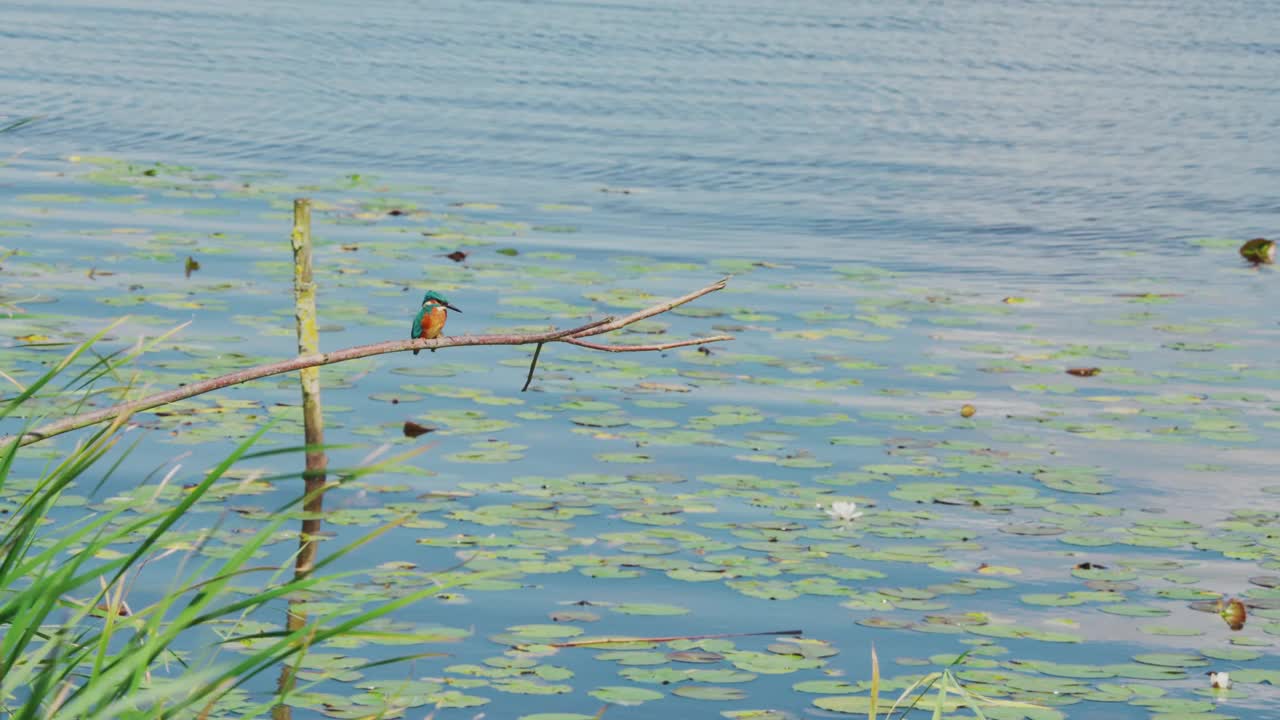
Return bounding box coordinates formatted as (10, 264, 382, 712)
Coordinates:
(571, 278, 729, 338)
(563, 336, 732, 353)
(548, 628, 801, 648)
(519, 277, 731, 390)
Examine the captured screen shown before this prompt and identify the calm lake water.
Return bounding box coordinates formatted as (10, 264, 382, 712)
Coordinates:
(7, 0, 1280, 270)
(4, 1, 1280, 718)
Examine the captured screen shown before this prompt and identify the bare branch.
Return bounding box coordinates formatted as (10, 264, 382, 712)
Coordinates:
(535, 317, 614, 341)
(3, 279, 731, 449)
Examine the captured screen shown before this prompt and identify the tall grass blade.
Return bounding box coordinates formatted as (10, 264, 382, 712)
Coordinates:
(0, 318, 127, 422)
(869, 643, 880, 720)
(888, 671, 938, 720)
(932, 672, 948, 720)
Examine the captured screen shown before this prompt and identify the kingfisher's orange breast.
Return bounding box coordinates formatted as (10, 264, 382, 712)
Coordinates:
(420, 306, 448, 339)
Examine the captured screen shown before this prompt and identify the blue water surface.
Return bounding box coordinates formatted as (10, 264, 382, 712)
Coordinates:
(4, 2, 1280, 719)
(4, 0, 1279, 270)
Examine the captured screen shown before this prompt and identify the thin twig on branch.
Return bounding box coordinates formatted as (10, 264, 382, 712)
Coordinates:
(521, 343, 544, 393)
(3, 279, 732, 449)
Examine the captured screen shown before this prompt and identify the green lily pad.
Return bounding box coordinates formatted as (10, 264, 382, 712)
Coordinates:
(672, 685, 748, 700)
(505, 624, 583, 640)
(1139, 624, 1204, 637)
(588, 686, 664, 705)
(1132, 652, 1208, 668)
(1199, 646, 1262, 661)
(1098, 604, 1170, 618)
(612, 603, 690, 616)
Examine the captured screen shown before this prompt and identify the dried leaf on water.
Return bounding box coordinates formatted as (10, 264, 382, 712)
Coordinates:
(1239, 237, 1276, 265)
(403, 420, 436, 438)
(1219, 597, 1247, 630)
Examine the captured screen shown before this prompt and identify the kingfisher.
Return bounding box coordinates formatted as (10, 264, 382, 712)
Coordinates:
(411, 290, 461, 354)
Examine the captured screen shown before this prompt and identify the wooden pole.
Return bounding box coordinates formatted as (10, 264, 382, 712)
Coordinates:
(275, 199, 325, 719)
(289, 198, 326, 606)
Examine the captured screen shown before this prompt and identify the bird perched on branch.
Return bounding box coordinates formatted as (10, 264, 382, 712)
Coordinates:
(411, 290, 461, 354)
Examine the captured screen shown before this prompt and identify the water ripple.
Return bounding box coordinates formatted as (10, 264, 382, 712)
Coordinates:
(3, 0, 1279, 273)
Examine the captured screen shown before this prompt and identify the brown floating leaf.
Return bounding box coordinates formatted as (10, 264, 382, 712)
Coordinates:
(387, 209, 406, 216)
(445, 251, 468, 262)
(1220, 597, 1247, 631)
(1066, 367, 1101, 377)
(1075, 562, 1107, 570)
(402, 421, 436, 438)
(184, 256, 200, 278)
(341, 244, 360, 252)
(1240, 237, 1276, 265)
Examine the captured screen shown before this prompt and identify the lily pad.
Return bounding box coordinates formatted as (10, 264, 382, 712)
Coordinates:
(588, 686, 664, 705)
(672, 685, 748, 700)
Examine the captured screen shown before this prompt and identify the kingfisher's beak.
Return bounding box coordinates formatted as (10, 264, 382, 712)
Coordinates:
(445, 303, 462, 313)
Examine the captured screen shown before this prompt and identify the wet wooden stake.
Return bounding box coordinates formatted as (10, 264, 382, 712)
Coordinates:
(275, 199, 327, 719)
(288, 198, 327, 614)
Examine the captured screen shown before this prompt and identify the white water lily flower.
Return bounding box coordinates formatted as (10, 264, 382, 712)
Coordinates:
(825, 501, 864, 524)
(1209, 671, 1231, 689)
